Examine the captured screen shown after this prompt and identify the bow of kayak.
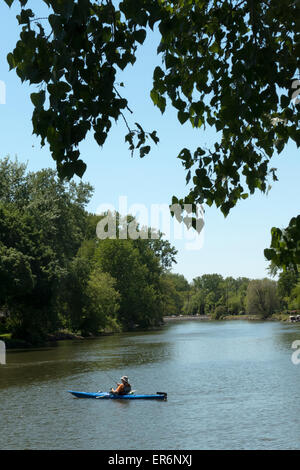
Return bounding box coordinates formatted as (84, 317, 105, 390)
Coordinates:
(68, 390, 167, 400)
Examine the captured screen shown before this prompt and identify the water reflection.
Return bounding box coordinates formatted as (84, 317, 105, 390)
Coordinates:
(271, 323, 300, 350)
(2, 321, 300, 450)
(0, 331, 174, 390)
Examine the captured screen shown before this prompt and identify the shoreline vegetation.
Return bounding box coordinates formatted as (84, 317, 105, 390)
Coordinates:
(1, 312, 298, 350)
(164, 313, 297, 322)
(0, 159, 299, 350)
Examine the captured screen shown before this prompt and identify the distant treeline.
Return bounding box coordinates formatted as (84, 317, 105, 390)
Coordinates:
(0, 158, 299, 345)
(175, 272, 300, 320)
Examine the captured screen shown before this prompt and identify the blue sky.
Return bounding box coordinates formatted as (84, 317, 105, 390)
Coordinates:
(0, 1, 299, 282)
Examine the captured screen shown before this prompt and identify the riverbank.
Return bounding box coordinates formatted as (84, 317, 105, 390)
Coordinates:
(0, 313, 295, 350)
(0, 330, 88, 349)
(163, 314, 258, 322)
(163, 315, 211, 321)
(163, 313, 293, 322)
(0, 324, 163, 349)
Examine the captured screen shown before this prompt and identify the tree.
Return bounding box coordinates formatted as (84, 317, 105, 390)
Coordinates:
(288, 283, 300, 310)
(212, 305, 227, 320)
(265, 217, 300, 272)
(277, 269, 298, 303)
(142, 229, 178, 271)
(3, 0, 300, 268)
(160, 272, 190, 315)
(166, 272, 190, 293)
(185, 274, 225, 315)
(193, 274, 224, 312)
(95, 211, 178, 269)
(183, 289, 206, 316)
(58, 254, 91, 332)
(160, 275, 179, 316)
(0, 244, 34, 302)
(94, 238, 163, 328)
(246, 278, 280, 319)
(0, 157, 93, 343)
(220, 276, 249, 314)
(81, 269, 120, 335)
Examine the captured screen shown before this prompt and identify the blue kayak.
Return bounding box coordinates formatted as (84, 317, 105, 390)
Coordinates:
(68, 390, 167, 400)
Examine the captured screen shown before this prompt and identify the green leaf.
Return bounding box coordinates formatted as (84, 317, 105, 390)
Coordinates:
(280, 95, 290, 108)
(140, 145, 151, 158)
(150, 89, 166, 113)
(73, 160, 87, 178)
(48, 14, 63, 36)
(186, 170, 191, 184)
(275, 139, 285, 154)
(178, 148, 192, 162)
(209, 41, 221, 54)
(94, 130, 107, 147)
(7, 52, 16, 70)
(178, 110, 189, 124)
(190, 116, 203, 128)
(17, 8, 34, 25)
(30, 91, 45, 110)
(153, 66, 164, 81)
(149, 130, 159, 145)
(264, 248, 276, 261)
(48, 82, 71, 99)
(134, 29, 147, 45)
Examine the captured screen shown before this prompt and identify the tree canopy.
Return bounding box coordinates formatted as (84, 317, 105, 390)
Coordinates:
(0, 155, 299, 344)
(0, 157, 180, 343)
(3, 0, 300, 270)
(246, 278, 280, 319)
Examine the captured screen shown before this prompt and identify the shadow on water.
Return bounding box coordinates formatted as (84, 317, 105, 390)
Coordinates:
(0, 330, 174, 390)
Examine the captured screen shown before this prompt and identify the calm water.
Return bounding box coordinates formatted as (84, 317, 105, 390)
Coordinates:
(1, 320, 300, 450)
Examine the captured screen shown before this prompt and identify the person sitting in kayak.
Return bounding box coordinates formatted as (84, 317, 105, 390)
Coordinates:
(110, 376, 131, 395)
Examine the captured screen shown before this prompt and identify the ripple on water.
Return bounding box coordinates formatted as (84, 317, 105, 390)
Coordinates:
(1, 321, 300, 449)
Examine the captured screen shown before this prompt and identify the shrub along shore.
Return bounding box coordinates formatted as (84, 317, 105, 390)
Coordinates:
(1, 312, 297, 350)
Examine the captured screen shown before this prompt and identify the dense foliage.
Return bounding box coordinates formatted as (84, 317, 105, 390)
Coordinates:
(183, 274, 250, 317)
(3, 0, 300, 271)
(246, 278, 279, 319)
(178, 272, 299, 319)
(0, 158, 299, 345)
(0, 157, 178, 343)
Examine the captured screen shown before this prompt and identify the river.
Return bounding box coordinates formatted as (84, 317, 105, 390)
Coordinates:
(1, 320, 300, 450)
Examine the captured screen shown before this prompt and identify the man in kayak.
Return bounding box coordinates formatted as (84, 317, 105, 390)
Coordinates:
(110, 376, 132, 395)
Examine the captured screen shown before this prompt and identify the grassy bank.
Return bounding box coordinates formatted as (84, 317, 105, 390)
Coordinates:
(222, 315, 261, 321)
(163, 315, 210, 321)
(271, 313, 291, 322)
